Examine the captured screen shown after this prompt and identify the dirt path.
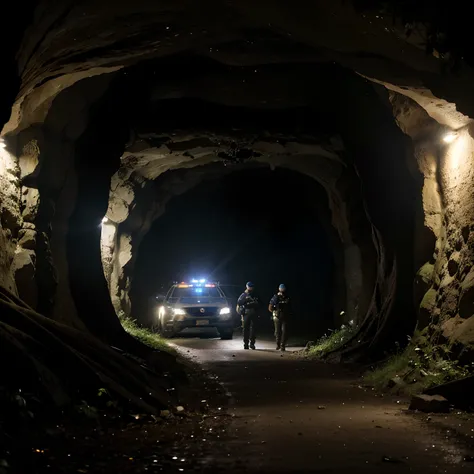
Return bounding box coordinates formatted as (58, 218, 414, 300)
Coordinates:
(171, 333, 474, 473)
(21, 333, 473, 473)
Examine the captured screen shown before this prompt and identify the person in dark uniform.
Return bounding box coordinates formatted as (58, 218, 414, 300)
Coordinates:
(269, 284, 291, 351)
(237, 281, 261, 350)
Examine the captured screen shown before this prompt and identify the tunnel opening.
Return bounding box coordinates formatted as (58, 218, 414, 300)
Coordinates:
(98, 67, 417, 361)
(130, 166, 337, 340)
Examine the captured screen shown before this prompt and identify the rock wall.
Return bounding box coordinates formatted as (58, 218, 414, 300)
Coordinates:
(16, 133, 42, 308)
(0, 73, 129, 341)
(438, 126, 474, 356)
(391, 93, 474, 356)
(0, 138, 22, 295)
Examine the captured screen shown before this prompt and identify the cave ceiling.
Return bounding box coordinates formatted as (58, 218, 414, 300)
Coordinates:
(4, 0, 474, 136)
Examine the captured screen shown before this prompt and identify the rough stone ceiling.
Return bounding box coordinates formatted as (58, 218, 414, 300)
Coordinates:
(107, 130, 344, 224)
(5, 0, 474, 135)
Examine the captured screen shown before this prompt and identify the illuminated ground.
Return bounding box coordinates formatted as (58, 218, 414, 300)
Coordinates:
(170, 330, 474, 473)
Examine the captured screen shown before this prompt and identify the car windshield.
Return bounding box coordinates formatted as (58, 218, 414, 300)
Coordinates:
(170, 287, 222, 299)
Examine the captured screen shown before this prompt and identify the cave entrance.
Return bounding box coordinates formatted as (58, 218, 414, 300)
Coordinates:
(130, 166, 337, 340)
(100, 121, 377, 347)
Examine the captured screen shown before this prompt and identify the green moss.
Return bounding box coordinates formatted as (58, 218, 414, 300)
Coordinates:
(420, 288, 437, 312)
(305, 323, 355, 358)
(364, 337, 471, 395)
(417, 262, 434, 284)
(120, 317, 175, 354)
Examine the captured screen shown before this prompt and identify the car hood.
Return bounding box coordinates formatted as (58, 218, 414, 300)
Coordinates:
(170, 298, 228, 306)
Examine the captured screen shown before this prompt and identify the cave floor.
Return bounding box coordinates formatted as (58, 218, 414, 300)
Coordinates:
(167, 333, 474, 473)
(24, 332, 474, 474)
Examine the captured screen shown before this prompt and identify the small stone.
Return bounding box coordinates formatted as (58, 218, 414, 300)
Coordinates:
(176, 406, 185, 412)
(387, 376, 405, 389)
(382, 456, 403, 463)
(409, 394, 449, 413)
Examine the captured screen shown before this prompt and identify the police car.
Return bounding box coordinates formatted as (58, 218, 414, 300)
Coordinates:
(154, 279, 235, 339)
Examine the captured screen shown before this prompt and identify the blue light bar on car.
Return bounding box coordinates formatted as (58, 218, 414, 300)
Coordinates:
(179, 279, 215, 288)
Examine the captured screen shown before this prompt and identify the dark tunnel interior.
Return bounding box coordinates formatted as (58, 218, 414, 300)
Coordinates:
(131, 167, 335, 338)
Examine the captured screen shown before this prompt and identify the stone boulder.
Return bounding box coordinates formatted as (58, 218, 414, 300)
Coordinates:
(305, 341, 316, 351)
(409, 394, 450, 413)
(424, 376, 474, 411)
(387, 376, 405, 390)
(413, 262, 434, 309)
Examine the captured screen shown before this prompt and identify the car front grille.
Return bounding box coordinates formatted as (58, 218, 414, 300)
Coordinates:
(185, 307, 219, 317)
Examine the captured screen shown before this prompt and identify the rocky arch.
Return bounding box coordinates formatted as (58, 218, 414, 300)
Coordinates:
(100, 131, 372, 331)
(0, 58, 429, 360)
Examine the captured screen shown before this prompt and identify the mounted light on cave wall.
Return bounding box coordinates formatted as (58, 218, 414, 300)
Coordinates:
(100, 216, 116, 239)
(443, 127, 472, 173)
(100, 215, 117, 286)
(442, 131, 458, 144)
(0, 136, 15, 175)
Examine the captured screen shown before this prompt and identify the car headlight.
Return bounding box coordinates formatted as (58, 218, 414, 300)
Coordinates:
(219, 307, 231, 315)
(173, 308, 186, 315)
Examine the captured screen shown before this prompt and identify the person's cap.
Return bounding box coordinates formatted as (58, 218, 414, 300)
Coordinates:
(246, 281, 255, 288)
(279, 284, 286, 290)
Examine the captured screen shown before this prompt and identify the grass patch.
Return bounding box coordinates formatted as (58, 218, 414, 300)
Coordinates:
(305, 323, 355, 358)
(121, 316, 174, 354)
(364, 339, 471, 395)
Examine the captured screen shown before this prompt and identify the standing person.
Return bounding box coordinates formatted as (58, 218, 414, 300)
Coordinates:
(269, 284, 291, 351)
(237, 282, 260, 350)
